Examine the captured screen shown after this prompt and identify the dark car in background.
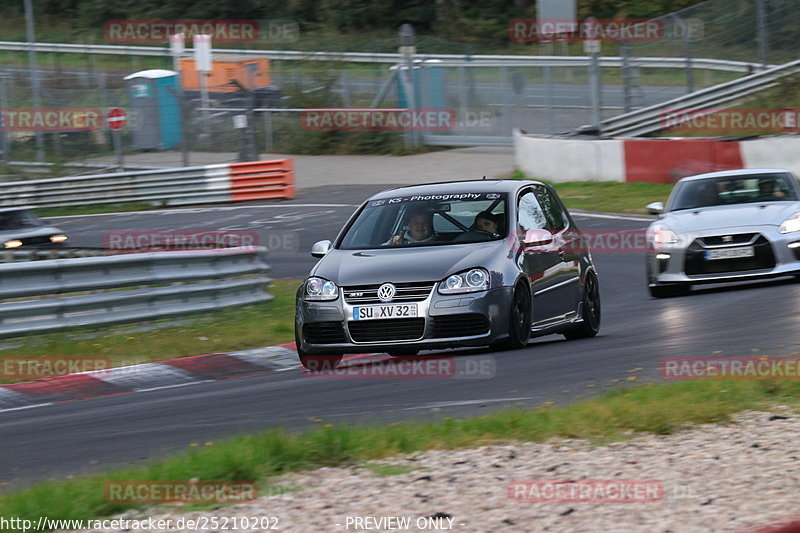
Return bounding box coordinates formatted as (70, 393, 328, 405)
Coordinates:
(294, 180, 601, 370)
(0, 207, 68, 250)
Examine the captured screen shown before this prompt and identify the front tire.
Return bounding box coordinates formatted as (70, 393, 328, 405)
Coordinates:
(497, 281, 532, 350)
(295, 326, 342, 371)
(564, 270, 601, 340)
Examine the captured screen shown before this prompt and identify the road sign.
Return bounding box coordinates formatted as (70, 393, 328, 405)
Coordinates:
(193, 34, 212, 72)
(169, 32, 184, 56)
(106, 107, 127, 130)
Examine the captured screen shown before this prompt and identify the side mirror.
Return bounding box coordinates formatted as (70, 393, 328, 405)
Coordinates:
(646, 202, 665, 215)
(523, 229, 554, 247)
(310, 240, 332, 258)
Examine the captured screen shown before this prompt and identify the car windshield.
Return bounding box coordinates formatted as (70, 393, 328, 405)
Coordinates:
(668, 173, 799, 211)
(339, 192, 508, 249)
(0, 209, 43, 230)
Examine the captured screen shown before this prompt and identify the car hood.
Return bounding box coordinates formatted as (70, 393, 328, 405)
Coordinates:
(662, 202, 800, 233)
(311, 240, 509, 285)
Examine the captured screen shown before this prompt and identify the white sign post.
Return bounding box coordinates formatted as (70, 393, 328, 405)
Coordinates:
(193, 34, 212, 140)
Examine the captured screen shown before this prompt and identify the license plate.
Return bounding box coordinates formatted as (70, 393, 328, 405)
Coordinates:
(352, 304, 418, 321)
(704, 246, 755, 260)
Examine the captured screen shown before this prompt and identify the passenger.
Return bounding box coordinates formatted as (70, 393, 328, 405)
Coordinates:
(757, 178, 786, 200)
(475, 211, 501, 235)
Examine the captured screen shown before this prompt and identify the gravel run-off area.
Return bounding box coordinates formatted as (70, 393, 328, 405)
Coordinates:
(67, 409, 800, 533)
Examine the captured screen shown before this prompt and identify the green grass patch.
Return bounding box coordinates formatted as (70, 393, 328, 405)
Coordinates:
(36, 202, 162, 218)
(362, 462, 416, 477)
(511, 171, 673, 214)
(0, 279, 299, 383)
(1, 378, 799, 523)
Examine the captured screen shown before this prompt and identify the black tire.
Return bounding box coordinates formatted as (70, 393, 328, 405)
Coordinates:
(648, 283, 690, 298)
(498, 281, 532, 350)
(295, 326, 342, 371)
(564, 270, 601, 340)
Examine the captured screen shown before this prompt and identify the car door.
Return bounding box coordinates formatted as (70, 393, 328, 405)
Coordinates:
(532, 185, 582, 317)
(516, 188, 575, 324)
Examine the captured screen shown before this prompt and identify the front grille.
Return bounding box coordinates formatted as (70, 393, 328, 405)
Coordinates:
(348, 318, 425, 342)
(684, 234, 775, 275)
(343, 282, 435, 305)
(20, 236, 52, 246)
(701, 233, 756, 246)
(303, 322, 347, 344)
(430, 314, 490, 338)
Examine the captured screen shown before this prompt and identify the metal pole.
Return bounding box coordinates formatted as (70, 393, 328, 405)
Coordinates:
(245, 63, 258, 161)
(543, 65, 555, 133)
(113, 129, 123, 171)
(621, 42, 632, 113)
(24, 0, 44, 162)
(683, 21, 694, 94)
(755, 0, 768, 70)
(200, 72, 210, 143)
(0, 74, 9, 162)
(589, 52, 602, 130)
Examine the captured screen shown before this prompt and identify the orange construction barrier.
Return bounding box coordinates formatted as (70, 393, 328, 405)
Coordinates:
(228, 159, 295, 201)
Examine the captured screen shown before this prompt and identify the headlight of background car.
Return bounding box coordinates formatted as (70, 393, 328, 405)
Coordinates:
(50, 234, 68, 243)
(438, 268, 490, 294)
(779, 213, 800, 234)
(3, 240, 22, 249)
(304, 277, 339, 301)
(647, 224, 679, 246)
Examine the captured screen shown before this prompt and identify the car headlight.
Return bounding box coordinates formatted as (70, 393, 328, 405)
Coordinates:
(50, 234, 68, 243)
(304, 277, 339, 301)
(779, 213, 800, 234)
(647, 224, 679, 246)
(4, 240, 22, 249)
(438, 268, 489, 294)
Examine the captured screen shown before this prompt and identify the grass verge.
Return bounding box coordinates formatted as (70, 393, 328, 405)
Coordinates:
(1, 378, 799, 523)
(510, 170, 673, 214)
(0, 279, 299, 383)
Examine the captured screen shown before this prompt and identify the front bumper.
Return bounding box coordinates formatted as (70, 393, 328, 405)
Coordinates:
(647, 225, 800, 286)
(296, 286, 514, 354)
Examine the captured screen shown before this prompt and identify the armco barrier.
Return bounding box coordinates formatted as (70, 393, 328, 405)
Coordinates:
(0, 246, 272, 339)
(0, 159, 294, 209)
(514, 129, 800, 184)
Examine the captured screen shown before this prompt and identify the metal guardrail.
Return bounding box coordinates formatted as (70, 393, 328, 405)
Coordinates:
(0, 159, 295, 209)
(0, 40, 767, 72)
(0, 246, 272, 339)
(602, 58, 800, 137)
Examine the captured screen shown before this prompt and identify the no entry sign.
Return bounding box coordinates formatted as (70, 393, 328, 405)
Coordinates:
(106, 108, 127, 130)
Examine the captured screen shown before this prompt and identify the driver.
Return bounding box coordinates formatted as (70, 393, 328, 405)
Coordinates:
(386, 208, 437, 245)
(757, 178, 786, 199)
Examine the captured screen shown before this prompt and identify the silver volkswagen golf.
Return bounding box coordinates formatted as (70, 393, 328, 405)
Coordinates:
(294, 180, 601, 370)
(645, 169, 800, 297)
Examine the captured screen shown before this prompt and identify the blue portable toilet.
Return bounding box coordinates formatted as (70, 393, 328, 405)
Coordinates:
(395, 60, 446, 109)
(124, 69, 182, 150)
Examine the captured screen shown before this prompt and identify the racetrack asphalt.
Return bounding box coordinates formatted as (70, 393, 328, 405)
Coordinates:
(1, 148, 798, 488)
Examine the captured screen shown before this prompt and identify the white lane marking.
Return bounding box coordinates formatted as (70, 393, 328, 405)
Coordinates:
(571, 210, 655, 222)
(400, 397, 541, 410)
(0, 403, 54, 414)
(135, 380, 214, 393)
(49, 204, 359, 220)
